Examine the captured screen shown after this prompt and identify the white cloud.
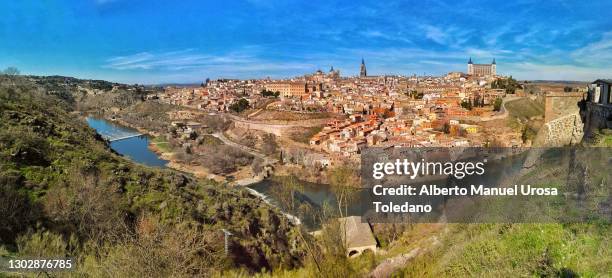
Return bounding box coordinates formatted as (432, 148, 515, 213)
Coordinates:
(571, 31, 612, 66)
(103, 48, 315, 80)
(423, 25, 447, 44)
(505, 62, 611, 81)
(360, 30, 412, 44)
(419, 24, 474, 49)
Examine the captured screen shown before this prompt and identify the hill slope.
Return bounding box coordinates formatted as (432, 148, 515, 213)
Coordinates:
(0, 76, 306, 276)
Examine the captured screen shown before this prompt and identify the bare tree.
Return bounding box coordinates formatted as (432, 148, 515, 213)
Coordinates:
(2, 67, 20, 76)
(251, 157, 264, 175)
(327, 165, 360, 218)
(85, 215, 225, 277)
(261, 133, 278, 155)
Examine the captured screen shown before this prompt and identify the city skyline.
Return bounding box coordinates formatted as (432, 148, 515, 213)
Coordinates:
(1, 0, 612, 84)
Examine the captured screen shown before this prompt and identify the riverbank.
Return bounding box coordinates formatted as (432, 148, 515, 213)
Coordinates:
(85, 112, 229, 182)
(274, 164, 330, 184)
(146, 137, 234, 182)
(113, 117, 162, 138)
(88, 112, 330, 187)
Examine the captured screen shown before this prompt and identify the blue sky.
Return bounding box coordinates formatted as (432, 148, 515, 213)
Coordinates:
(1, 0, 611, 84)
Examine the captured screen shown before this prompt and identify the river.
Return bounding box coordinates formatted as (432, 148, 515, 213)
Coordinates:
(86, 117, 533, 228)
(86, 117, 169, 167)
(85, 116, 343, 228)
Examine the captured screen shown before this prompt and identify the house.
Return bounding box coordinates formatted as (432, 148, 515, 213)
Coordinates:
(589, 79, 612, 106)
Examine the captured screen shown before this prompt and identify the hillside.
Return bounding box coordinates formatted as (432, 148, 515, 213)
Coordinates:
(0, 76, 307, 276)
(0, 75, 609, 277)
(505, 97, 545, 143)
(396, 146, 611, 277)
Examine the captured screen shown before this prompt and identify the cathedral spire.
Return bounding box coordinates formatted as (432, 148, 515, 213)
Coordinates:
(360, 58, 367, 77)
(468, 57, 473, 64)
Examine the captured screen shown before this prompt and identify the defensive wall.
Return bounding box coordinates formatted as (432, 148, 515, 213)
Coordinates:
(528, 92, 584, 147)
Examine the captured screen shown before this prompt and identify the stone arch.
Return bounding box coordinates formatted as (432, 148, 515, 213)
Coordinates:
(347, 246, 377, 258)
(348, 250, 360, 258)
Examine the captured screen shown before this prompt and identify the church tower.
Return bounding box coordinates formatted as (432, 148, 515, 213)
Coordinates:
(467, 57, 473, 75)
(491, 58, 496, 76)
(360, 58, 367, 77)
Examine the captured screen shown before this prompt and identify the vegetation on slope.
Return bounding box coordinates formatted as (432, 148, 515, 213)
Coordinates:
(399, 145, 610, 277)
(0, 76, 307, 276)
(1, 75, 608, 278)
(400, 223, 609, 277)
(491, 76, 522, 94)
(590, 129, 612, 147)
(253, 147, 611, 277)
(505, 97, 545, 143)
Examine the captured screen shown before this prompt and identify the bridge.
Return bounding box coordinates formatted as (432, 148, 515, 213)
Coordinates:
(102, 133, 145, 142)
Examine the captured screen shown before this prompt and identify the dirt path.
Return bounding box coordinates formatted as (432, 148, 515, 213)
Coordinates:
(211, 132, 278, 164)
(477, 96, 524, 122)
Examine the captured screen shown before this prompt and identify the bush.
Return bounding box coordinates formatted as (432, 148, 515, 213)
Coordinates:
(17, 231, 72, 258)
(261, 89, 280, 98)
(0, 181, 42, 244)
(493, 97, 503, 112)
(0, 75, 307, 274)
(229, 98, 249, 113)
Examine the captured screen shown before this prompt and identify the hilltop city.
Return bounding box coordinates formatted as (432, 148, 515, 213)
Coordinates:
(156, 58, 536, 166)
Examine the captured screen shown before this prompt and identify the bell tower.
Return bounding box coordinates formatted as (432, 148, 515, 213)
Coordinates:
(360, 58, 367, 77)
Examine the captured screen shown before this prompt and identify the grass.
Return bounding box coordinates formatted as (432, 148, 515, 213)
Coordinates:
(289, 126, 323, 144)
(505, 98, 545, 121)
(604, 135, 612, 147)
(252, 110, 334, 121)
(200, 134, 223, 146)
(396, 146, 611, 277)
(152, 135, 171, 152)
(505, 98, 545, 141)
(592, 129, 612, 147)
(398, 223, 610, 277)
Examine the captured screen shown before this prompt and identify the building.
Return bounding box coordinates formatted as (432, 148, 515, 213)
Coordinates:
(360, 58, 367, 78)
(338, 216, 377, 257)
(467, 57, 496, 76)
(589, 79, 612, 105)
(264, 81, 307, 98)
(583, 79, 612, 133)
(329, 66, 340, 79)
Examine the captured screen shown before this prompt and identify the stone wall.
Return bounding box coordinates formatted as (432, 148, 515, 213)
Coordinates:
(534, 96, 611, 147)
(540, 113, 584, 146)
(531, 92, 585, 147)
(544, 92, 584, 123)
(583, 102, 612, 137)
(233, 120, 286, 136)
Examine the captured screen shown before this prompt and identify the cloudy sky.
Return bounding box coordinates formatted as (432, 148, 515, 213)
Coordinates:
(1, 0, 611, 84)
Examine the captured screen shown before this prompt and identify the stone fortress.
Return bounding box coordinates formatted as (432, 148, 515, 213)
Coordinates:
(467, 57, 496, 76)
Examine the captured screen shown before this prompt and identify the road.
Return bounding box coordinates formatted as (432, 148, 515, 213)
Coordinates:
(210, 132, 278, 165)
(476, 95, 524, 122)
(227, 113, 329, 128)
